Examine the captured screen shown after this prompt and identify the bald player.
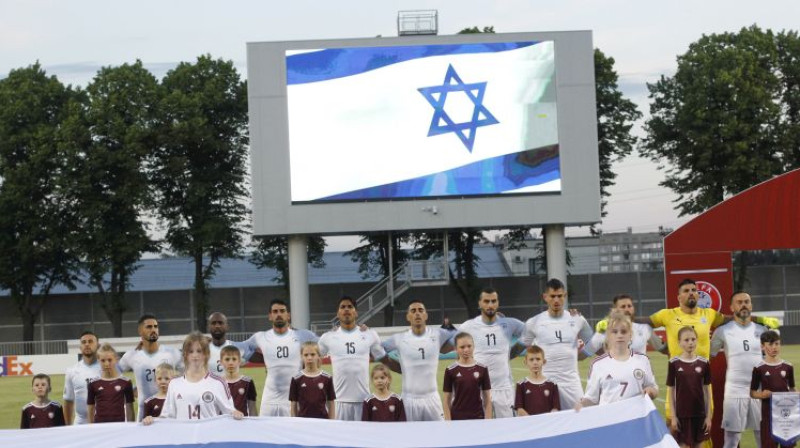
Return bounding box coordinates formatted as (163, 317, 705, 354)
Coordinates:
(207, 312, 251, 376)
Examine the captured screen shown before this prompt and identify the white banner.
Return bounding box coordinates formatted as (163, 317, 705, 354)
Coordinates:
(0, 396, 676, 448)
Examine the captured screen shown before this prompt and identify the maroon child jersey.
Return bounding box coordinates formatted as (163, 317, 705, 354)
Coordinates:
(227, 376, 258, 416)
(666, 357, 711, 418)
(87, 376, 134, 423)
(289, 371, 336, 418)
(143, 396, 166, 418)
(514, 378, 560, 415)
(361, 393, 407, 422)
(443, 362, 491, 420)
(751, 361, 796, 448)
(20, 401, 66, 429)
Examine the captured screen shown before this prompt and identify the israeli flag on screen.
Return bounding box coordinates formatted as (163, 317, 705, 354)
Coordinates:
(286, 41, 560, 203)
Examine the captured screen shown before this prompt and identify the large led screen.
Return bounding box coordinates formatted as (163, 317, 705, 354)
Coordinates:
(286, 41, 559, 203)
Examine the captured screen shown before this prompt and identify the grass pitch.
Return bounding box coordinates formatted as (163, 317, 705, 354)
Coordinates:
(5, 345, 800, 448)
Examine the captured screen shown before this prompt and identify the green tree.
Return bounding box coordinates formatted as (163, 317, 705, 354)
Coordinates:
(0, 64, 80, 341)
(594, 49, 642, 220)
(345, 233, 411, 280)
(776, 30, 800, 169)
(250, 236, 327, 291)
(65, 61, 160, 336)
(641, 25, 785, 217)
(152, 55, 250, 332)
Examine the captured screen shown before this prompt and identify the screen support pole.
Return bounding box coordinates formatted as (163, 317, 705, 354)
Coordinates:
(544, 224, 567, 291)
(288, 234, 310, 330)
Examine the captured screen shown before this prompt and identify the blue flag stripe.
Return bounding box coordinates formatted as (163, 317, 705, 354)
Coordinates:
(286, 42, 539, 85)
(306, 146, 560, 202)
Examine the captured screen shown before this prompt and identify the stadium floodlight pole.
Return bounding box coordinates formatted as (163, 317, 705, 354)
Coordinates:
(288, 234, 310, 330)
(544, 224, 567, 299)
(388, 231, 394, 326)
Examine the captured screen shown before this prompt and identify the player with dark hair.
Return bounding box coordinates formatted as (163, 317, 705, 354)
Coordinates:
(381, 299, 455, 421)
(21, 374, 65, 429)
(119, 314, 182, 420)
(243, 299, 318, 417)
(522, 278, 594, 410)
(319, 295, 387, 421)
(584, 294, 665, 356)
(63, 330, 101, 425)
(455, 287, 524, 418)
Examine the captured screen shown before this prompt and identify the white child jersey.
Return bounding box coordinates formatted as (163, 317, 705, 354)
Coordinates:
(382, 327, 454, 397)
(161, 373, 236, 420)
(62, 358, 101, 424)
(522, 311, 594, 385)
(243, 328, 318, 404)
(586, 322, 656, 355)
(118, 344, 183, 418)
(208, 340, 252, 375)
(456, 316, 525, 390)
(584, 351, 657, 406)
(318, 327, 386, 403)
(710, 320, 768, 398)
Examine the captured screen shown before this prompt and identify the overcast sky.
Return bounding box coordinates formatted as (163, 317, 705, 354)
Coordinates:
(2, 0, 798, 250)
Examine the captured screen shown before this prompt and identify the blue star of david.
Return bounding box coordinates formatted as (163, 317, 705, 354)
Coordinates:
(418, 64, 499, 152)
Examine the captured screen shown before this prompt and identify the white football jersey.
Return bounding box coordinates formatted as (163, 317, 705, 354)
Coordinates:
(584, 352, 657, 406)
(521, 311, 594, 385)
(243, 328, 318, 404)
(383, 327, 454, 397)
(318, 328, 386, 402)
(118, 344, 183, 418)
(207, 340, 252, 375)
(456, 316, 524, 390)
(586, 322, 655, 355)
(62, 359, 101, 424)
(160, 373, 236, 420)
(710, 320, 768, 398)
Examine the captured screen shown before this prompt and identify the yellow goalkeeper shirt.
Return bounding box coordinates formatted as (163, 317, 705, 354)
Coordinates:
(649, 307, 725, 359)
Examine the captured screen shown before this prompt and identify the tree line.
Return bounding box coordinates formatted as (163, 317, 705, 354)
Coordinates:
(3, 25, 796, 341)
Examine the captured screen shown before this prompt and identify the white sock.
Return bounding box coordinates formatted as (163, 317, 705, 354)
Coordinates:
(723, 431, 742, 448)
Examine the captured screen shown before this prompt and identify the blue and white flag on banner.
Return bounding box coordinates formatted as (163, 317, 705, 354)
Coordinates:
(0, 396, 677, 448)
(285, 41, 560, 202)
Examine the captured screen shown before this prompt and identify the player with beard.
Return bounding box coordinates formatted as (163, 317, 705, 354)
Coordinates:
(710, 292, 768, 448)
(635, 279, 778, 439)
(455, 287, 525, 418)
(243, 299, 318, 417)
(207, 312, 251, 376)
(63, 330, 101, 424)
(119, 314, 183, 420)
(584, 294, 666, 356)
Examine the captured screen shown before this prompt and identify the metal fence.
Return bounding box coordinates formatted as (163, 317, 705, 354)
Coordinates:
(0, 339, 68, 356)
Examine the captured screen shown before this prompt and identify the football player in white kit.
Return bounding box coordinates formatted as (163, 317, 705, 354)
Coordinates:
(710, 292, 768, 448)
(118, 314, 183, 421)
(63, 330, 101, 424)
(583, 294, 666, 356)
(242, 299, 318, 417)
(521, 278, 594, 410)
(319, 296, 387, 421)
(455, 287, 525, 418)
(381, 300, 455, 421)
(207, 312, 251, 375)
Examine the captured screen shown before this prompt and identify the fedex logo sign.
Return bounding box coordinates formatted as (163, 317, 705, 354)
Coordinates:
(0, 356, 34, 376)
